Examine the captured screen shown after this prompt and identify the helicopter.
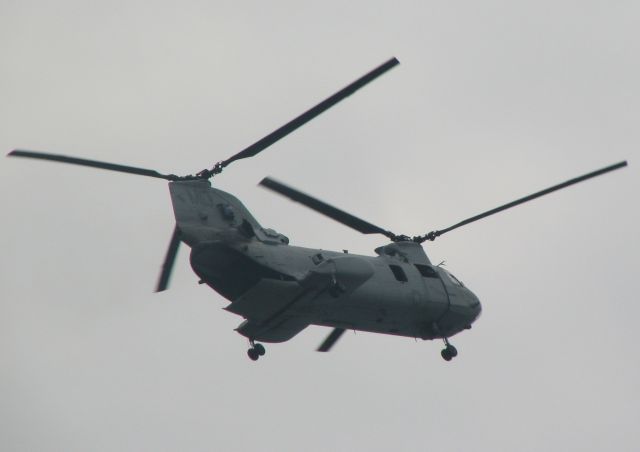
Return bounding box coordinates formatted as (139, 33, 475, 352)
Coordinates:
(7, 57, 628, 362)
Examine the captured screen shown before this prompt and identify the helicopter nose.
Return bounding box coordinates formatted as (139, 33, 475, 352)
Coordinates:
(468, 291, 482, 320)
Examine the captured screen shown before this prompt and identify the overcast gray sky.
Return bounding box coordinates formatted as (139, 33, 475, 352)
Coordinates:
(1, 1, 639, 451)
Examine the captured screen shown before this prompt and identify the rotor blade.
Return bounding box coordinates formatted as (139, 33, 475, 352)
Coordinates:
(221, 57, 399, 168)
(155, 226, 181, 292)
(421, 160, 628, 241)
(260, 177, 397, 239)
(317, 328, 346, 352)
(8, 149, 178, 180)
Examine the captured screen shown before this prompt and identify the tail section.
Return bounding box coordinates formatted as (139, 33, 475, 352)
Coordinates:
(168, 180, 264, 246)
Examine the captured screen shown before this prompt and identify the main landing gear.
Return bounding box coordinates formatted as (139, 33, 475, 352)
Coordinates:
(247, 341, 266, 361)
(440, 338, 458, 362)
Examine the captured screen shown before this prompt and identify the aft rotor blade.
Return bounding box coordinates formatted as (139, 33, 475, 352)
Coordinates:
(8, 149, 178, 180)
(155, 226, 181, 292)
(221, 58, 399, 168)
(420, 161, 628, 242)
(317, 328, 346, 352)
(260, 177, 397, 239)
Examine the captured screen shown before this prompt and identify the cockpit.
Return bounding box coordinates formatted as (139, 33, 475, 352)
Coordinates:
(438, 267, 481, 312)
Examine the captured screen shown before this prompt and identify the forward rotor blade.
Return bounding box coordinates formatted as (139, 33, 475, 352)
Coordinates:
(260, 177, 397, 239)
(8, 149, 178, 180)
(420, 160, 628, 242)
(155, 226, 181, 292)
(221, 57, 399, 168)
(317, 328, 346, 352)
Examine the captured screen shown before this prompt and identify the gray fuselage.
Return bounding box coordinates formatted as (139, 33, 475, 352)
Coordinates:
(169, 180, 481, 344)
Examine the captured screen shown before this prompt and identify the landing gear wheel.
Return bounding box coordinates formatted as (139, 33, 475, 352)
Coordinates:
(440, 343, 458, 362)
(247, 348, 260, 361)
(254, 343, 266, 356)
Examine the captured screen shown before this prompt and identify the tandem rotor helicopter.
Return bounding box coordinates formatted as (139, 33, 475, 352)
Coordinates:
(8, 57, 628, 362)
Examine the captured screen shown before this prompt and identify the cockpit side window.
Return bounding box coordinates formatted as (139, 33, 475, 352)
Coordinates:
(415, 264, 438, 278)
(389, 265, 408, 282)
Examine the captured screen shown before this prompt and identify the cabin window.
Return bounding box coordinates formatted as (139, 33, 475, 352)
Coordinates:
(415, 264, 438, 278)
(389, 265, 408, 282)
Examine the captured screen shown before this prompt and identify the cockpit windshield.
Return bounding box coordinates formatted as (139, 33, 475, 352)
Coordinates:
(442, 269, 465, 287)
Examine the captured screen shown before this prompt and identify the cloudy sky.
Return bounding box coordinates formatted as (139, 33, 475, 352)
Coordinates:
(1, 1, 639, 451)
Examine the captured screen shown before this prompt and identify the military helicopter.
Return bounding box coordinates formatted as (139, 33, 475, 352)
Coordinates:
(8, 57, 628, 362)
